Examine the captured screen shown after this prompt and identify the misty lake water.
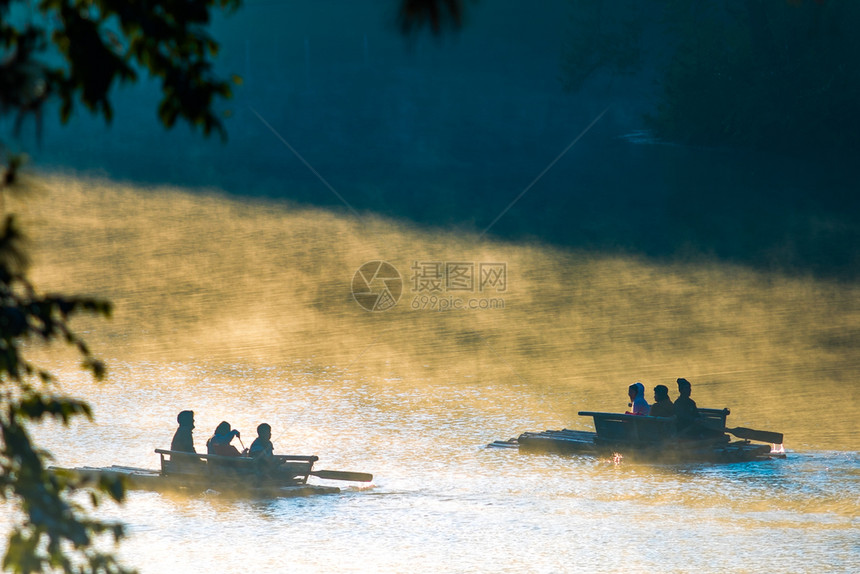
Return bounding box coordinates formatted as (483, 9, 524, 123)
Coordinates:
(0, 173, 856, 573)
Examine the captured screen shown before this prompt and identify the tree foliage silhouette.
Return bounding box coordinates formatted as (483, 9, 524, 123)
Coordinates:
(0, 0, 467, 571)
(0, 0, 241, 571)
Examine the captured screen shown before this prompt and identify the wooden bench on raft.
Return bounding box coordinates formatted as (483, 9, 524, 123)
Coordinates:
(578, 408, 731, 445)
(154, 449, 318, 483)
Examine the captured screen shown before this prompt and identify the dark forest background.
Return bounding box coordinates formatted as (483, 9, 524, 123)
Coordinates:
(11, 0, 859, 279)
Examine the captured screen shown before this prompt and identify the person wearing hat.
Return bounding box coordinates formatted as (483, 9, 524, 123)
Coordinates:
(171, 410, 197, 453)
(674, 378, 700, 432)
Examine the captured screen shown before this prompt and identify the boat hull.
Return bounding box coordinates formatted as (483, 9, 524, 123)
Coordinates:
(505, 429, 782, 463)
(54, 465, 341, 497)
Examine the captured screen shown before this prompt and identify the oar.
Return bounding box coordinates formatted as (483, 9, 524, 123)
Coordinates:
(700, 419, 783, 444)
(724, 426, 783, 444)
(236, 434, 249, 456)
(272, 455, 372, 482)
(309, 469, 373, 482)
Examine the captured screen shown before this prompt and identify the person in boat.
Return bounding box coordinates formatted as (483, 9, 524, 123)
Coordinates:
(169, 410, 204, 468)
(249, 423, 275, 459)
(171, 410, 197, 453)
(248, 422, 282, 475)
(649, 385, 674, 418)
(673, 378, 699, 431)
(625, 382, 650, 415)
(206, 421, 248, 457)
(673, 377, 725, 439)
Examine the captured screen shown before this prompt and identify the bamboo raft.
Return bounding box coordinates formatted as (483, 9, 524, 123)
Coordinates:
(53, 449, 372, 498)
(490, 408, 786, 463)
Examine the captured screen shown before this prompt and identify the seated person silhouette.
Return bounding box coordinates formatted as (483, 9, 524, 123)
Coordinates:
(625, 382, 650, 415)
(171, 410, 197, 453)
(169, 410, 202, 469)
(206, 421, 247, 457)
(649, 385, 675, 418)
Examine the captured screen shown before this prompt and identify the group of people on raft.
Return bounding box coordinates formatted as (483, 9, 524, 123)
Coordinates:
(168, 379, 710, 457)
(625, 377, 716, 437)
(169, 410, 274, 460)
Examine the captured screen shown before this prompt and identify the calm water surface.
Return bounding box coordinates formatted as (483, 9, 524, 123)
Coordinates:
(2, 176, 858, 573)
(22, 362, 859, 574)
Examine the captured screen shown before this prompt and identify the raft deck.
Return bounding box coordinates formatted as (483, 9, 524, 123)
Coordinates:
(51, 449, 364, 497)
(491, 408, 785, 463)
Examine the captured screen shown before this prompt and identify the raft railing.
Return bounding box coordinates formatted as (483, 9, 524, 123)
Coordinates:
(154, 449, 319, 484)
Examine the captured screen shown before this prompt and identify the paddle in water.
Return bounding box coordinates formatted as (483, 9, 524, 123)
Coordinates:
(273, 455, 372, 482)
(723, 426, 783, 445)
(310, 469, 373, 482)
(698, 419, 783, 444)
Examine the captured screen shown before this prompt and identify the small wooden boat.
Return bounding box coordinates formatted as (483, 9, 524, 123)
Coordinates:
(53, 449, 373, 498)
(490, 408, 786, 463)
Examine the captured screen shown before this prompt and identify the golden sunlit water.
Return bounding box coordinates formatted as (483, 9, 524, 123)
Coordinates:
(3, 174, 859, 573)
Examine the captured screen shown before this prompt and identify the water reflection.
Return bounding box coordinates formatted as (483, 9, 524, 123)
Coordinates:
(18, 357, 860, 573)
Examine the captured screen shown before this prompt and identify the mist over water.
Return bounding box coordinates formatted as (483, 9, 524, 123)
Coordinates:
(3, 0, 858, 570)
(4, 174, 857, 572)
(17, 174, 859, 451)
